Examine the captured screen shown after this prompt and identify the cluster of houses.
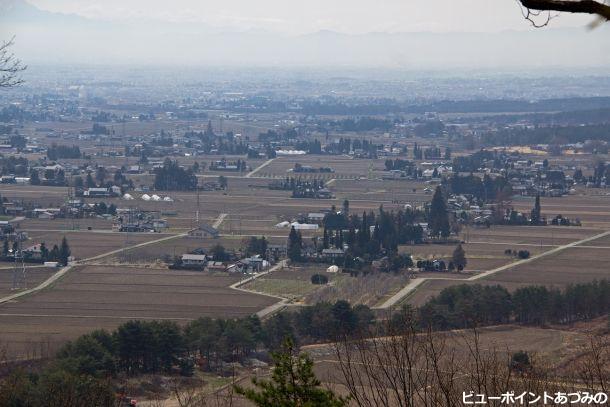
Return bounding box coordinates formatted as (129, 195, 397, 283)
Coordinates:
(113, 209, 168, 233)
(445, 195, 496, 226)
(505, 161, 573, 197)
(0, 219, 27, 244)
(1, 198, 106, 221)
(176, 252, 269, 274)
(80, 186, 122, 198)
(172, 223, 289, 274)
(289, 164, 334, 174)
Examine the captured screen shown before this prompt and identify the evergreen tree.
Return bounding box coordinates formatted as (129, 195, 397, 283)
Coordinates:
(59, 236, 71, 266)
(29, 169, 40, 185)
(95, 166, 107, 185)
(210, 244, 230, 261)
(530, 194, 542, 225)
(452, 243, 467, 271)
(246, 236, 268, 258)
(235, 340, 348, 407)
(73, 176, 84, 188)
(428, 186, 450, 239)
(342, 199, 349, 215)
(287, 226, 302, 262)
(205, 120, 215, 137)
(49, 244, 60, 262)
(85, 172, 96, 188)
(40, 242, 49, 261)
(153, 159, 198, 191)
(263, 313, 296, 352)
(511, 351, 532, 373)
(323, 228, 329, 249)
(218, 175, 228, 189)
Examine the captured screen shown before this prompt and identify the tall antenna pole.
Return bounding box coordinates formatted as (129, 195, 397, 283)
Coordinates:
(196, 187, 200, 226)
(12, 239, 26, 290)
(123, 205, 133, 263)
(69, 173, 76, 231)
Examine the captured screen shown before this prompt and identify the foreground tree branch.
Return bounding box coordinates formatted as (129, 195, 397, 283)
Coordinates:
(0, 36, 26, 88)
(520, 0, 610, 20)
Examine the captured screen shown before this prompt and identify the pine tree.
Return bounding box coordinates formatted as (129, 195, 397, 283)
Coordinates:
(235, 340, 348, 407)
(40, 242, 49, 261)
(85, 173, 96, 188)
(342, 199, 349, 216)
(530, 194, 541, 225)
(287, 226, 302, 262)
(59, 236, 71, 266)
(205, 119, 215, 136)
(49, 244, 60, 262)
(429, 186, 450, 239)
(452, 243, 467, 271)
(29, 169, 40, 185)
(323, 228, 329, 249)
(218, 175, 228, 190)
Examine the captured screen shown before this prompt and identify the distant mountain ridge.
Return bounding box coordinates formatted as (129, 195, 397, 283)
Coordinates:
(1, 0, 66, 21)
(2, 0, 609, 68)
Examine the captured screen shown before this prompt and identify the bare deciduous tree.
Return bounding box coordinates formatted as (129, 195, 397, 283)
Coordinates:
(331, 321, 609, 407)
(518, 0, 610, 27)
(0, 36, 26, 88)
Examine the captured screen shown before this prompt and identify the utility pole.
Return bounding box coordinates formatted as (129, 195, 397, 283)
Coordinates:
(12, 239, 26, 290)
(196, 187, 200, 227)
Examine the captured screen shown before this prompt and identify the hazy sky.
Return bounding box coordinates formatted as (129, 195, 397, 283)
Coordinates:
(28, 0, 593, 34)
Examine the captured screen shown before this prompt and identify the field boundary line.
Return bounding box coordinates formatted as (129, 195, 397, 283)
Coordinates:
(230, 260, 290, 318)
(81, 232, 188, 263)
(0, 265, 73, 305)
(0, 214, 221, 305)
(246, 158, 275, 178)
(0, 312, 196, 321)
(212, 213, 228, 229)
(375, 230, 610, 309)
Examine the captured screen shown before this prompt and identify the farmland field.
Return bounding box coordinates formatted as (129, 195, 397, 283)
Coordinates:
(243, 265, 347, 301)
(1, 123, 610, 364)
(0, 265, 276, 357)
(0, 267, 57, 298)
(405, 231, 610, 306)
(25, 230, 165, 260)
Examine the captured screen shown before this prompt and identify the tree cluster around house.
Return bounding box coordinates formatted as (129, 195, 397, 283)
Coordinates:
(288, 202, 426, 272)
(153, 158, 198, 191)
(0, 154, 28, 176)
(209, 158, 248, 172)
(2, 236, 71, 266)
(46, 143, 82, 160)
(268, 177, 328, 199)
(447, 173, 512, 203)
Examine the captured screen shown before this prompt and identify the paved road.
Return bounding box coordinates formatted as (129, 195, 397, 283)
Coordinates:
(0, 265, 74, 305)
(246, 158, 275, 178)
(212, 213, 228, 228)
(0, 213, 229, 305)
(376, 229, 610, 309)
(230, 260, 289, 318)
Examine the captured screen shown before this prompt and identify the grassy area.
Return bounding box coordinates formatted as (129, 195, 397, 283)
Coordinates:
(245, 278, 319, 299)
(306, 272, 412, 306)
(197, 373, 234, 393)
(244, 270, 347, 300)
